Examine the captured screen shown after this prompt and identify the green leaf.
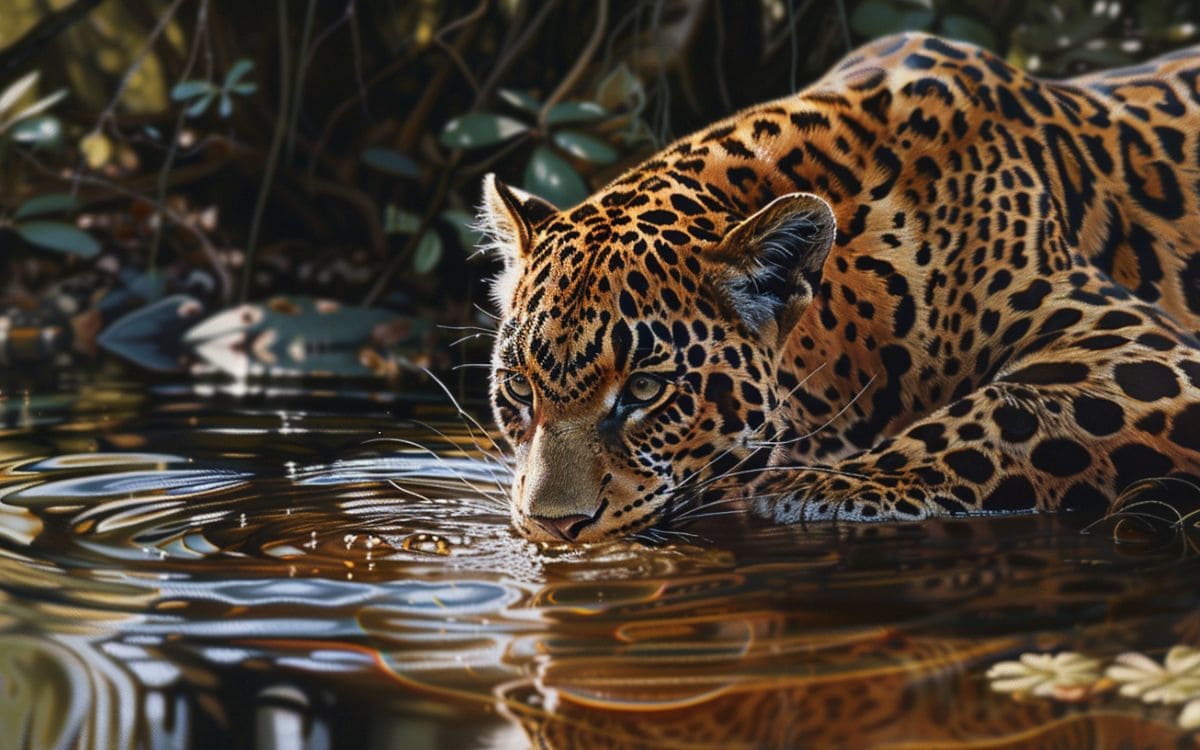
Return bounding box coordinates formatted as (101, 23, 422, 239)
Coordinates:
(545, 101, 607, 126)
(224, 59, 255, 88)
(552, 130, 617, 164)
(9, 115, 62, 145)
(439, 112, 528, 149)
(170, 80, 213, 101)
(14, 193, 79, 219)
(849, 0, 931, 38)
(497, 88, 541, 113)
(218, 92, 233, 118)
(185, 91, 215, 118)
(15, 221, 100, 257)
(361, 147, 421, 178)
(939, 14, 996, 49)
(412, 231, 444, 274)
(439, 209, 482, 250)
(97, 294, 204, 373)
(230, 82, 257, 96)
(523, 145, 588, 209)
(383, 205, 422, 234)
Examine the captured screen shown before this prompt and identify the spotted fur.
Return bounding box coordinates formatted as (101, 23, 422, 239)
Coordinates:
(480, 33, 1200, 543)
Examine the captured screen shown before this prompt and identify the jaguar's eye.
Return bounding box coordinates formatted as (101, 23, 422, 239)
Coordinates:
(624, 373, 667, 405)
(503, 372, 533, 404)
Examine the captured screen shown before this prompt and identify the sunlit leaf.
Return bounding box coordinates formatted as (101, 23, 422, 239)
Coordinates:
(0, 71, 39, 117)
(498, 88, 541, 113)
(14, 221, 101, 257)
(9, 116, 62, 145)
(439, 112, 528, 149)
(14, 193, 79, 219)
(361, 147, 421, 178)
(79, 132, 113, 169)
(439, 209, 482, 250)
(412, 231, 443, 274)
(545, 100, 607, 126)
(170, 80, 213, 101)
(97, 294, 205, 372)
(523, 145, 588, 209)
(223, 59, 255, 88)
(0, 88, 66, 132)
(940, 14, 997, 49)
(552, 130, 617, 164)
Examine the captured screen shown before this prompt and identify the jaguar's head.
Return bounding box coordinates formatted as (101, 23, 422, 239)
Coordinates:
(478, 174, 836, 543)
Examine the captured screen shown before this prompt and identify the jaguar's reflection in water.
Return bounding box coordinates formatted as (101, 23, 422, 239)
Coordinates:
(0, 386, 1197, 749)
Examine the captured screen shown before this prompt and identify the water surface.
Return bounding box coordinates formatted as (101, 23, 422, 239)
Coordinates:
(1, 379, 1197, 749)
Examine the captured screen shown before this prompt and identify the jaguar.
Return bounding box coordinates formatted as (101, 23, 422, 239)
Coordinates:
(478, 32, 1200, 543)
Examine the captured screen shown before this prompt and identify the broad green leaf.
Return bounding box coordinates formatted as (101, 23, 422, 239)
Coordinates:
(170, 80, 213, 101)
(899, 8, 936, 30)
(383, 205, 422, 234)
(940, 14, 996, 49)
(545, 100, 607, 126)
(14, 193, 79, 219)
(439, 209, 482, 250)
(523, 145, 588, 209)
(412, 231, 443, 274)
(9, 115, 61, 144)
(15, 221, 100, 257)
(185, 91, 215, 118)
(497, 88, 541, 113)
(361, 147, 420, 178)
(552, 130, 617, 164)
(0, 71, 38, 117)
(595, 64, 642, 111)
(439, 112, 528, 149)
(224, 59, 255, 88)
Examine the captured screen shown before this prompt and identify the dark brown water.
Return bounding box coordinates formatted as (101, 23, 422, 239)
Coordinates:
(1, 379, 1198, 749)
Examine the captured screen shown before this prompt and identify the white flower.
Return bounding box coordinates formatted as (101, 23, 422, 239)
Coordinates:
(1181, 698, 1200, 731)
(987, 652, 1102, 697)
(1106, 646, 1200, 704)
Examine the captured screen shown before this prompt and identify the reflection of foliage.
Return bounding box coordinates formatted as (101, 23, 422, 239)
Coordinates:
(0, 0, 1196, 375)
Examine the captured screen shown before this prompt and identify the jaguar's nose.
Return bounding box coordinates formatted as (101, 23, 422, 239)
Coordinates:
(531, 513, 596, 541)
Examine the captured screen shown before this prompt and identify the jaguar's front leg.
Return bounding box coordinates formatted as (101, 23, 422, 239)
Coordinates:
(751, 373, 1198, 524)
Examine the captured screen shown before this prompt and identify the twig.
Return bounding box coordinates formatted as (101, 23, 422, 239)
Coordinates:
(537, 0, 609, 128)
(240, 0, 291, 303)
(284, 0, 318, 165)
(149, 0, 220, 300)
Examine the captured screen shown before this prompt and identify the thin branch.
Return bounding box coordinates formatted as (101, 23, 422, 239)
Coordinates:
(537, 0, 610, 127)
(241, 0, 291, 303)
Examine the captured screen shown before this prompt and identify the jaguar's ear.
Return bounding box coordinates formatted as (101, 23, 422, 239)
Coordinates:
(477, 173, 557, 262)
(706, 192, 836, 344)
(478, 174, 557, 310)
